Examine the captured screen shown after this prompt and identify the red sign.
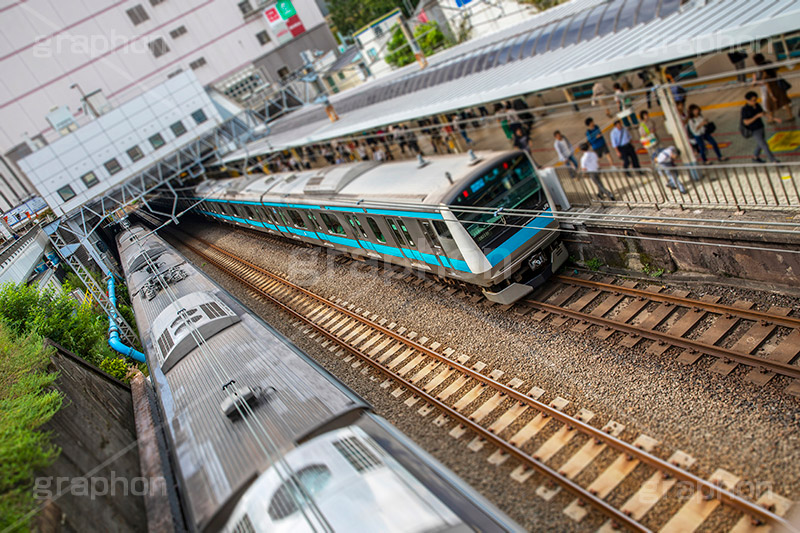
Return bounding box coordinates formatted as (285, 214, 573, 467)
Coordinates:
(287, 15, 305, 37)
(264, 7, 280, 22)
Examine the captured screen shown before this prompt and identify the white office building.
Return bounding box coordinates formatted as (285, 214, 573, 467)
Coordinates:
(0, 0, 337, 211)
(17, 72, 222, 217)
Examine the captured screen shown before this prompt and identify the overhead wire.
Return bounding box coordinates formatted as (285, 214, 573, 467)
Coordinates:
(122, 219, 333, 532)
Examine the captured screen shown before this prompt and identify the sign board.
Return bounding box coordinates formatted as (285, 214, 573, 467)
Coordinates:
(455, 0, 473, 6)
(263, 1, 305, 45)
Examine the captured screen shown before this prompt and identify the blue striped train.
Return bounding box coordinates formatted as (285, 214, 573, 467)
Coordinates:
(184, 150, 566, 304)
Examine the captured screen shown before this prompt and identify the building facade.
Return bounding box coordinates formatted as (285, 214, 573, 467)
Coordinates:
(0, 0, 337, 211)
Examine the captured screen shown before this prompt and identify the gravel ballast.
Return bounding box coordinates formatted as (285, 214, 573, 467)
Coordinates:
(166, 221, 800, 532)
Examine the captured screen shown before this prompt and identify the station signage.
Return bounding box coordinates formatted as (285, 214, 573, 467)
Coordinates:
(263, 1, 305, 45)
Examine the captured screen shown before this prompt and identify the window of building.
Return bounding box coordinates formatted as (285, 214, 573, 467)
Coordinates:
(189, 57, 207, 70)
(237, 0, 252, 15)
(191, 109, 208, 124)
(127, 145, 144, 162)
(81, 172, 99, 188)
(325, 76, 336, 88)
(149, 133, 166, 150)
(222, 73, 263, 102)
(149, 0, 166, 5)
(167, 68, 183, 78)
(338, 72, 346, 80)
(57, 185, 76, 201)
(148, 38, 170, 58)
(256, 30, 270, 45)
(170, 120, 187, 137)
(126, 5, 149, 25)
(169, 25, 187, 39)
(277, 66, 290, 81)
(367, 48, 378, 59)
(104, 158, 122, 175)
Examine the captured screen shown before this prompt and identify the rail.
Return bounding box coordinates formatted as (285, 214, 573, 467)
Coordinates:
(556, 162, 800, 211)
(172, 229, 791, 532)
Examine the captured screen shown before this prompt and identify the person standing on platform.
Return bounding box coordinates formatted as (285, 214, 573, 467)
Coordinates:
(741, 91, 780, 163)
(752, 53, 794, 123)
(553, 131, 577, 170)
(585, 117, 615, 167)
(687, 104, 728, 164)
(513, 127, 538, 166)
(610, 120, 640, 169)
(579, 143, 614, 200)
(638, 110, 659, 159)
(655, 146, 686, 193)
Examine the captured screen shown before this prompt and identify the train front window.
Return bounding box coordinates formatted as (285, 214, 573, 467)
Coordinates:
(449, 154, 544, 250)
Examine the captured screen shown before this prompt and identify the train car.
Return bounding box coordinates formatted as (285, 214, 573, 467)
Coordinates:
(186, 150, 566, 304)
(116, 223, 523, 532)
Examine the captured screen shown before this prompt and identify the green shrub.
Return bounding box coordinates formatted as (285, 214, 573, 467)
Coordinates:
(0, 325, 61, 532)
(99, 356, 131, 383)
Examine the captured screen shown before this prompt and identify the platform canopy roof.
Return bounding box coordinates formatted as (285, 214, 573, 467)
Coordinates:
(225, 0, 800, 161)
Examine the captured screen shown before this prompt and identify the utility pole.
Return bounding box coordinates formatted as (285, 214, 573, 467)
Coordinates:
(70, 83, 100, 118)
(398, 16, 428, 69)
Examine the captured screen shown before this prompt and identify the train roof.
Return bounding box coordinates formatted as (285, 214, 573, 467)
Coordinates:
(196, 150, 516, 208)
(116, 226, 365, 529)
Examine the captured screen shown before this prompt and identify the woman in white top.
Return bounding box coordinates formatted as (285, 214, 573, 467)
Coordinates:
(553, 131, 577, 169)
(687, 104, 727, 164)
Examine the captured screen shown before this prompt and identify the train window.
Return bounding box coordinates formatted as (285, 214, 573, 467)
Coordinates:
(347, 216, 368, 238)
(306, 212, 322, 230)
(366, 217, 386, 243)
(288, 210, 306, 228)
(386, 218, 407, 246)
(432, 221, 460, 258)
(273, 208, 290, 227)
(421, 221, 442, 249)
(449, 153, 544, 249)
(320, 212, 346, 235)
(267, 464, 332, 521)
(398, 221, 416, 247)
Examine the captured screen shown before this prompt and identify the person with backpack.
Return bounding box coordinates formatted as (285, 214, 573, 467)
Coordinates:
(741, 91, 779, 163)
(585, 117, 615, 167)
(687, 104, 728, 164)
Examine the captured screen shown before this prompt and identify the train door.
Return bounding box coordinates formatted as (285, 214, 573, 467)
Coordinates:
(385, 218, 429, 270)
(418, 220, 449, 270)
(269, 207, 291, 238)
(344, 214, 380, 259)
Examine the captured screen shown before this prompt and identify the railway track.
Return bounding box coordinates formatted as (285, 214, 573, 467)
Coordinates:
(170, 228, 793, 533)
(523, 275, 800, 397)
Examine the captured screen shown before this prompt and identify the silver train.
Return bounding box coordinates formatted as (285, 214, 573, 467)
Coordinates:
(117, 224, 523, 532)
(184, 150, 567, 304)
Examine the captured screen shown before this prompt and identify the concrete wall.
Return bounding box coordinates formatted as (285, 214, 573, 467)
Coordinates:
(34, 342, 145, 533)
(565, 217, 800, 289)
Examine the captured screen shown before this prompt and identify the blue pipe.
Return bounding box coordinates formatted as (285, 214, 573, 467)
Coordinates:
(107, 276, 146, 364)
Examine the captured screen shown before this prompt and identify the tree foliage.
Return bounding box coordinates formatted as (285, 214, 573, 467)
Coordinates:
(385, 22, 449, 68)
(328, 0, 407, 39)
(0, 326, 61, 532)
(0, 282, 117, 367)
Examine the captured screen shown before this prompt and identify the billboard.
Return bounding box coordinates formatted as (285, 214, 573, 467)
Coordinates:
(263, 1, 306, 45)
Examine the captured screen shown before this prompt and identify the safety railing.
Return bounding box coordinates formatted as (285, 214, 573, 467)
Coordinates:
(556, 162, 800, 211)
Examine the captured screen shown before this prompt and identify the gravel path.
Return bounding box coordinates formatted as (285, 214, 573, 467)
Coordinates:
(167, 220, 800, 531)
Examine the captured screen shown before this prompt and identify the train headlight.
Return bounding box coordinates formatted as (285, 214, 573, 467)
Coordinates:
(528, 252, 546, 271)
